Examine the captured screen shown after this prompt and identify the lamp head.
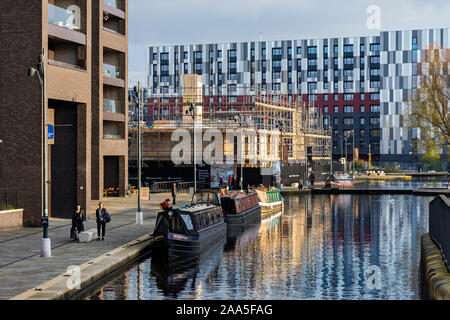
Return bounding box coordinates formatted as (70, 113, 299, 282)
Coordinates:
(27, 67, 36, 77)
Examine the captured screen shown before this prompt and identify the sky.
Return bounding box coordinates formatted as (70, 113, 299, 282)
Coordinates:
(128, 0, 450, 85)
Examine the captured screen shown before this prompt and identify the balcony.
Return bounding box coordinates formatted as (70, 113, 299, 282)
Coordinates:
(103, 121, 124, 140)
(103, 63, 122, 79)
(48, 37, 86, 70)
(103, 99, 122, 113)
(48, 1, 86, 33)
(103, 0, 125, 11)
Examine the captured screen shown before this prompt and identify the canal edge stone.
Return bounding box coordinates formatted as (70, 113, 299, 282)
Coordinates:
(421, 233, 450, 300)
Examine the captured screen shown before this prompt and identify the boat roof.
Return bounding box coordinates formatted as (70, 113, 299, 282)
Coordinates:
(180, 204, 218, 213)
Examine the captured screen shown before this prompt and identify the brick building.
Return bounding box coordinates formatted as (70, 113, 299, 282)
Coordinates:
(0, 0, 128, 226)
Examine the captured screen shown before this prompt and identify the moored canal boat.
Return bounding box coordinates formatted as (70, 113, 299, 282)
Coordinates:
(220, 191, 261, 232)
(150, 198, 226, 260)
(254, 187, 284, 217)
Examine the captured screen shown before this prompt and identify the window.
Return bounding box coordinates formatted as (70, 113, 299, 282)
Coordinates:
(360, 141, 365, 149)
(370, 68, 380, 76)
(297, 47, 302, 55)
(370, 129, 380, 137)
(153, 75, 158, 83)
(229, 73, 237, 80)
(288, 47, 292, 55)
(360, 93, 365, 101)
(344, 70, 353, 77)
(195, 63, 202, 71)
(298, 71, 302, 79)
(370, 43, 380, 52)
(161, 65, 169, 72)
(344, 118, 354, 125)
(344, 81, 353, 89)
(272, 48, 282, 56)
(308, 59, 317, 66)
(360, 129, 365, 137)
(273, 83, 281, 91)
(308, 94, 317, 102)
(218, 50, 222, 58)
(334, 82, 338, 90)
(370, 117, 380, 125)
(308, 71, 317, 78)
(323, 70, 328, 78)
(324, 46, 328, 54)
(324, 106, 328, 113)
(334, 94, 339, 101)
(344, 57, 354, 64)
(262, 48, 266, 56)
(334, 57, 338, 65)
(251, 49, 255, 57)
(344, 93, 354, 101)
(218, 74, 223, 81)
(370, 56, 380, 64)
(229, 85, 237, 93)
(160, 75, 169, 82)
(344, 105, 354, 113)
(308, 82, 317, 90)
(334, 70, 339, 78)
(360, 44, 365, 53)
(288, 60, 292, 68)
(209, 50, 214, 59)
(370, 81, 380, 88)
(153, 64, 157, 73)
(229, 50, 237, 58)
(307, 46, 317, 54)
(334, 106, 339, 113)
(334, 45, 338, 54)
(370, 105, 380, 112)
(218, 62, 222, 70)
(273, 71, 281, 79)
(195, 51, 202, 59)
(370, 93, 380, 100)
(296, 59, 302, 68)
(412, 37, 418, 50)
(344, 45, 353, 53)
(184, 51, 188, 59)
(324, 82, 329, 89)
(161, 52, 169, 60)
(360, 105, 365, 112)
(184, 63, 188, 73)
(324, 58, 329, 66)
(324, 95, 328, 101)
(229, 96, 237, 102)
(153, 53, 158, 60)
(334, 118, 339, 125)
(360, 57, 365, 65)
(360, 69, 365, 77)
(262, 61, 267, 68)
(272, 60, 282, 68)
(360, 117, 365, 125)
(229, 62, 237, 69)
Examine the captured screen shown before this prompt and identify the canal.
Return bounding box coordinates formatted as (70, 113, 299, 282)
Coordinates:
(85, 193, 433, 300)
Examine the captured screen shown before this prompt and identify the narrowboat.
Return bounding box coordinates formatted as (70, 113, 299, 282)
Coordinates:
(220, 191, 261, 232)
(150, 195, 227, 260)
(254, 187, 284, 217)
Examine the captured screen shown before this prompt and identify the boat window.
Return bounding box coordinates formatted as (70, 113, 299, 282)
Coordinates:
(171, 214, 185, 233)
(180, 214, 194, 231)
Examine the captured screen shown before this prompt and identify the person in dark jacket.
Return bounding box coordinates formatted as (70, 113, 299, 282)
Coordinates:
(72, 204, 86, 242)
(171, 183, 177, 205)
(309, 172, 315, 187)
(96, 202, 109, 241)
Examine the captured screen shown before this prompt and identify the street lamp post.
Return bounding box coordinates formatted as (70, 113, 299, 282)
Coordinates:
(276, 120, 284, 188)
(130, 83, 143, 225)
(186, 103, 197, 192)
(28, 49, 51, 257)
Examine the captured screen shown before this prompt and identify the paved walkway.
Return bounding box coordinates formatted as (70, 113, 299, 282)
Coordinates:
(0, 193, 190, 300)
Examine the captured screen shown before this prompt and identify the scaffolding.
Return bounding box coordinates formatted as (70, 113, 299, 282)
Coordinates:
(128, 76, 331, 168)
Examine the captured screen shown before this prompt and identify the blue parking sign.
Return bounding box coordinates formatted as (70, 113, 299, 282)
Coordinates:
(48, 124, 54, 140)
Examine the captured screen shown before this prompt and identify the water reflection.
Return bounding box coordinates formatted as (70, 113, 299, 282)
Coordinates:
(86, 194, 431, 300)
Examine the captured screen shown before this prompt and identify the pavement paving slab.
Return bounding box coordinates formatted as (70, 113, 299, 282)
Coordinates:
(0, 193, 190, 300)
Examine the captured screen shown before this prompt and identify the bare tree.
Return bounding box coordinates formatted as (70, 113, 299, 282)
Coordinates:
(406, 46, 449, 153)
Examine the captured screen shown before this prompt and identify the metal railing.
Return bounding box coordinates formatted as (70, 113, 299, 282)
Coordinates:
(148, 181, 195, 194)
(0, 189, 18, 211)
(48, 3, 82, 32)
(103, 99, 122, 113)
(429, 195, 450, 271)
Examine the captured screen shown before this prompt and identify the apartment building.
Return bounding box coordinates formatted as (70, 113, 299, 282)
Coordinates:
(0, 0, 128, 226)
(147, 28, 449, 164)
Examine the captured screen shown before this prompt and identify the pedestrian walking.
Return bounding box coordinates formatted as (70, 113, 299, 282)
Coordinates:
(309, 172, 316, 187)
(72, 203, 86, 242)
(96, 202, 110, 241)
(171, 183, 177, 205)
(219, 176, 223, 188)
(228, 175, 233, 191)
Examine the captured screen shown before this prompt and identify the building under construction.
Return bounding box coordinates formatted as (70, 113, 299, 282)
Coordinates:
(128, 75, 332, 188)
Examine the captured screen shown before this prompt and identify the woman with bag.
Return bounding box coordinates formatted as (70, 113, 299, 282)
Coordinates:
(96, 202, 110, 241)
(72, 203, 86, 242)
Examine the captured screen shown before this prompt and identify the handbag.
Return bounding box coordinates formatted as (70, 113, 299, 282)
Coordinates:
(104, 212, 111, 223)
